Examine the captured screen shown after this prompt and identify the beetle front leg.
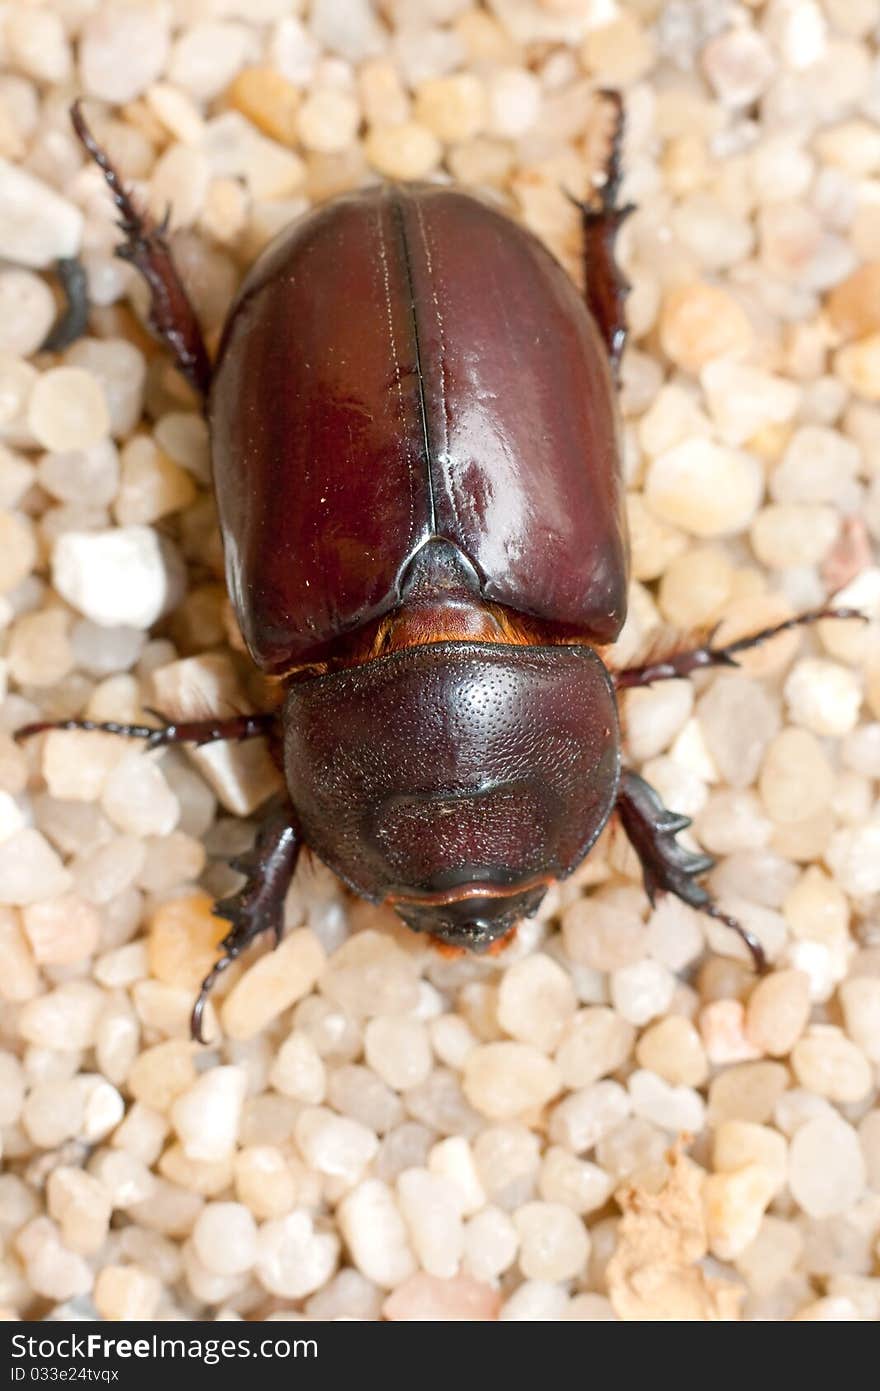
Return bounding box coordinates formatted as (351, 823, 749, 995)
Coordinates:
(572, 89, 634, 376)
(15, 711, 276, 750)
(616, 769, 766, 971)
(615, 605, 865, 690)
(193, 795, 302, 1042)
(70, 100, 211, 399)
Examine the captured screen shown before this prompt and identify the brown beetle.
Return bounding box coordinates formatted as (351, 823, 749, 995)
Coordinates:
(20, 97, 857, 1039)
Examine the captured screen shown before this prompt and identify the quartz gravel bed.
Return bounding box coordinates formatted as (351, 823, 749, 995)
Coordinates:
(1, 0, 880, 1323)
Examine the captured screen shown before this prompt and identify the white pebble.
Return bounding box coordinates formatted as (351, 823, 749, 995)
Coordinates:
(398, 1168, 464, 1278)
(256, 1211, 339, 1299)
(784, 659, 862, 736)
(496, 953, 576, 1052)
(0, 159, 83, 269)
(789, 1115, 866, 1217)
(337, 1180, 416, 1289)
(295, 1107, 378, 1184)
(52, 526, 184, 630)
(644, 438, 764, 537)
(192, 1203, 258, 1277)
(610, 959, 676, 1027)
(80, 7, 170, 103)
(628, 1069, 706, 1134)
(171, 1067, 247, 1163)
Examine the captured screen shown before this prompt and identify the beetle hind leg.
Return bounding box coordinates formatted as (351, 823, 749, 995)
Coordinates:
(193, 796, 302, 1042)
(573, 89, 635, 375)
(70, 100, 211, 398)
(616, 769, 766, 971)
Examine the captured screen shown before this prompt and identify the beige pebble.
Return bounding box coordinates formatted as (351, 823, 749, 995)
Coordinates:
(365, 122, 441, 179)
(705, 1164, 777, 1260)
(94, 1264, 161, 1321)
(497, 953, 576, 1052)
(415, 73, 486, 144)
(659, 282, 753, 374)
(463, 1042, 562, 1121)
(644, 437, 763, 537)
(759, 728, 834, 824)
(700, 1000, 761, 1066)
(28, 367, 110, 452)
(708, 1061, 790, 1126)
(636, 1016, 708, 1088)
(791, 1026, 873, 1103)
(835, 334, 880, 400)
(221, 930, 326, 1041)
(746, 971, 811, 1057)
(297, 88, 361, 154)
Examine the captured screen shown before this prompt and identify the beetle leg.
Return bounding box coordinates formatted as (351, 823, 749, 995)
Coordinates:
(15, 711, 276, 750)
(571, 89, 634, 375)
(615, 606, 865, 690)
(70, 100, 211, 398)
(42, 257, 90, 351)
(193, 796, 302, 1042)
(616, 769, 766, 971)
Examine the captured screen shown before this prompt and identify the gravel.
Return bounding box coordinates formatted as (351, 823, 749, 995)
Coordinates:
(1, 0, 880, 1325)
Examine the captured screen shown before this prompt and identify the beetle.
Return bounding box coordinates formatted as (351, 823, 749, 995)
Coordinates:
(19, 96, 858, 1040)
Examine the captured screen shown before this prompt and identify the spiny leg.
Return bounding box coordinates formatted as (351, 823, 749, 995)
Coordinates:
(615, 606, 865, 690)
(42, 257, 90, 351)
(15, 711, 276, 750)
(617, 769, 766, 971)
(193, 795, 302, 1042)
(572, 89, 635, 376)
(70, 100, 211, 398)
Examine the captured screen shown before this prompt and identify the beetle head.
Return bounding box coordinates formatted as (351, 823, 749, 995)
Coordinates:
(282, 642, 620, 948)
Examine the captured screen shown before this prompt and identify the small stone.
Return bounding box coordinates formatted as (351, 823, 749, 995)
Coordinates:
(428, 1137, 485, 1218)
(751, 503, 840, 570)
(383, 1271, 500, 1321)
(628, 1069, 706, 1134)
(790, 1115, 866, 1218)
(228, 67, 301, 144)
(610, 959, 676, 1027)
(784, 659, 862, 737)
(192, 1202, 257, 1277)
(514, 1201, 589, 1282)
(701, 361, 801, 447)
(297, 89, 361, 155)
(338, 1179, 416, 1289)
(561, 891, 649, 972)
(0, 159, 83, 269)
(636, 1017, 708, 1088)
(22, 894, 100, 966)
(622, 680, 694, 762)
(644, 438, 763, 538)
(705, 1164, 777, 1260)
(365, 122, 441, 180)
(115, 437, 196, 527)
(66, 340, 146, 442)
(93, 1264, 161, 1321)
(310, 0, 385, 62)
(701, 27, 776, 107)
(364, 1017, 432, 1091)
(472, 1125, 540, 1208)
(0, 270, 55, 357)
(839, 979, 880, 1063)
(538, 1147, 612, 1216)
(496, 953, 576, 1052)
(295, 1107, 378, 1184)
(233, 1147, 296, 1221)
(582, 12, 655, 84)
(16, 1219, 92, 1302)
(46, 1168, 111, 1256)
(269, 1031, 326, 1104)
(0, 510, 33, 599)
(0, 828, 69, 905)
(463, 1043, 561, 1120)
(462, 1206, 519, 1282)
(8, 608, 73, 687)
(171, 1066, 247, 1162)
(221, 929, 325, 1040)
(168, 22, 254, 102)
(415, 74, 486, 143)
(555, 1008, 635, 1090)
(744, 969, 811, 1057)
(835, 334, 880, 401)
(500, 1280, 569, 1322)
(28, 368, 109, 453)
(320, 930, 419, 1018)
(827, 262, 880, 341)
(659, 283, 753, 374)
(773, 426, 861, 509)
(791, 1027, 873, 1104)
(52, 526, 184, 630)
(486, 68, 541, 137)
(398, 1168, 464, 1278)
(826, 821, 880, 897)
(698, 673, 781, 789)
(101, 751, 179, 838)
(80, 7, 169, 103)
(548, 1081, 631, 1155)
(708, 1062, 790, 1126)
